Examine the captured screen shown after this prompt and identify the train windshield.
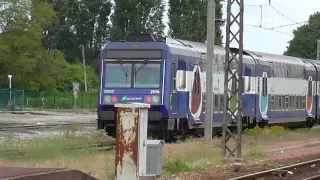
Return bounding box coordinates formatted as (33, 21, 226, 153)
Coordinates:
(105, 63, 132, 88)
(104, 61, 161, 88)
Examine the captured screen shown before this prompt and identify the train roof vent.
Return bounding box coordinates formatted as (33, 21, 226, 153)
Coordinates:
(124, 33, 166, 42)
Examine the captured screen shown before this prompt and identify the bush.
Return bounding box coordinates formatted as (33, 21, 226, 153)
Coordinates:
(164, 158, 205, 174)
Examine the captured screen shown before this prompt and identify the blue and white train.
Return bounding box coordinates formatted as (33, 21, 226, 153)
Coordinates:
(97, 33, 320, 139)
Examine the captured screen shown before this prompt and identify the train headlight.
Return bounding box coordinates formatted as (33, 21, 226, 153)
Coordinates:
(152, 95, 160, 104)
(145, 95, 160, 104)
(103, 95, 112, 103)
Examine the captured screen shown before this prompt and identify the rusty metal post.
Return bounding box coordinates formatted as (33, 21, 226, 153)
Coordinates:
(114, 103, 150, 180)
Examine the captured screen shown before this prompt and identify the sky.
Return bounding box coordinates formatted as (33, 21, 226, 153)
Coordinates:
(162, 0, 320, 55)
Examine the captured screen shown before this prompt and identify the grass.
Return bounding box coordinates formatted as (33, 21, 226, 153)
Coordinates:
(0, 125, 320, 179)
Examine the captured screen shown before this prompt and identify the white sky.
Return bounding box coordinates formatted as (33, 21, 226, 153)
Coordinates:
(162, 0, 320, 55)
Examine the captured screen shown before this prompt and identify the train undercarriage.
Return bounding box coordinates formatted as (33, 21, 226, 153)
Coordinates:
(98, 113, 320, 142)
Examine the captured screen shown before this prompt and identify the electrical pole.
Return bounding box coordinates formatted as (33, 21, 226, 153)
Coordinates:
(82, 45, 88, 92)
(222, 0, 244, 159)
(205, 0, 215, 145)
(317, 40, 320, 61)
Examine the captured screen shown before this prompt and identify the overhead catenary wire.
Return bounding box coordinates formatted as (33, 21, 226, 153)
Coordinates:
(268, 3, 320, 33)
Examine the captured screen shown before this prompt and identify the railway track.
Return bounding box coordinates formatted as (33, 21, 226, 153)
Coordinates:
(0, 122, 96, 130)
(230, 158, 320, 180)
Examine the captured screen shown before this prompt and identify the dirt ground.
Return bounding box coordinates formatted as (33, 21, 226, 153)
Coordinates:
(159, 139, 320, 180)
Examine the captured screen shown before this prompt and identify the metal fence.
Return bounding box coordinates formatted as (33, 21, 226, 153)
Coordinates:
(0, 89, 98, 111)
(24, 91, 98, 110)
(0, 89, 24, 111)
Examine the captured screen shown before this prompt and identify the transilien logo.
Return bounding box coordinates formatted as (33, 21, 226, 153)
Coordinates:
(121, 95, 127, 102)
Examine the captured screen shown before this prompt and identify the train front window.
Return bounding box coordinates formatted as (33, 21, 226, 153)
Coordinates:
(105, 63, 132, 88)
(134, 63, 161, 88)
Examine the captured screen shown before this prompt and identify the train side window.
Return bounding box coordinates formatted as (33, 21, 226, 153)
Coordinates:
(289, 96, 292, 109)
(285, 96, 289, 109)
(193, 72, 197, 94)
(257, 78, 260, 93)
(293, 96, 297, 109)
(283, 96, 287, 109)
(172, 63, 176, 91)
(202, 92, 206, 112)
(214, 94, 219, 111)
(270, 95, 274, 110)
(302, 96, 306, 110)
(278, 95, 282, 110)
(245, 67, 251, 92)
(220, 95, 224, 112)
(272, 70, 275, 77)
(274, 95, 278, 110)
(178, 61, 186, 89)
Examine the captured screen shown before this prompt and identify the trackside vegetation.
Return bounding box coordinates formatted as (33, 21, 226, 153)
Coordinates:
(1, 125, 320, 179)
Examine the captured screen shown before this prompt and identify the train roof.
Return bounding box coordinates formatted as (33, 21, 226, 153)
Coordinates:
(102, 33, 316, 67)
(166, 37, 315, 67)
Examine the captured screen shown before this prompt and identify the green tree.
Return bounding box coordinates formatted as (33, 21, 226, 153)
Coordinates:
(0, 0, 98, 91)
(284, 12, 320, 59)
(0, 0, 56, 90)
(111, 0, 165, 40)
(43, 0, 112, 66)
(168, 0, 223, 45)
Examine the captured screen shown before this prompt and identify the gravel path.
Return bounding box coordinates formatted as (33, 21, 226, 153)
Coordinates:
(0, 112, 98, 142)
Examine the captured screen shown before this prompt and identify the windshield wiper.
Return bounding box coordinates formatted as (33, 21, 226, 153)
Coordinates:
(117, 59, 128, 81)
(134, 59, 149, 75)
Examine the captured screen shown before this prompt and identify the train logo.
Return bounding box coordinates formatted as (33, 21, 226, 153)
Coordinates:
(306, 76, 313, 115)
(189, 65, 203, 119)
(259, 72, 268, 119)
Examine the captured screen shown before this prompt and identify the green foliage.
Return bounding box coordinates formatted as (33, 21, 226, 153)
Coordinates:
(246, 145, 264, 158)
(164, 158, 205, 174)
(111, 0, 165, 40)
(244, 126, 264, 140)
(44, 0, 112, 66)
(0, 0, 99, 92)
(244, 126, 289, 141)
(168, 0, 224, 45)
(284, 12, 320, 59)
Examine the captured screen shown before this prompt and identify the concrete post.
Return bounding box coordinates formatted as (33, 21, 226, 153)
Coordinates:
(114, 103, 150, 180)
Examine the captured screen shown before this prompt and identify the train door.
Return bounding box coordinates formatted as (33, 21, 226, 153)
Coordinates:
(170, 61, 179, 117)
(253, 59, 260, 119)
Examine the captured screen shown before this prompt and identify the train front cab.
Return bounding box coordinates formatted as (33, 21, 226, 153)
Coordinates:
(97, 36, 171, 138)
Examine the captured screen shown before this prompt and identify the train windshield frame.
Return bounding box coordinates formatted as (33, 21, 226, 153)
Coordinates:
(104, 60, 162, 88)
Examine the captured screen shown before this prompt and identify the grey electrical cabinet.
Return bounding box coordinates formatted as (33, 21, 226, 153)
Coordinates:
(146, 140, 164, 176)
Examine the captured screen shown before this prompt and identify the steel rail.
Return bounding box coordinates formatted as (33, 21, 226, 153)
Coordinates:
(229, 158, 320, 180)
(0, 122, 96, 129)
(303, 174, 320, 180)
